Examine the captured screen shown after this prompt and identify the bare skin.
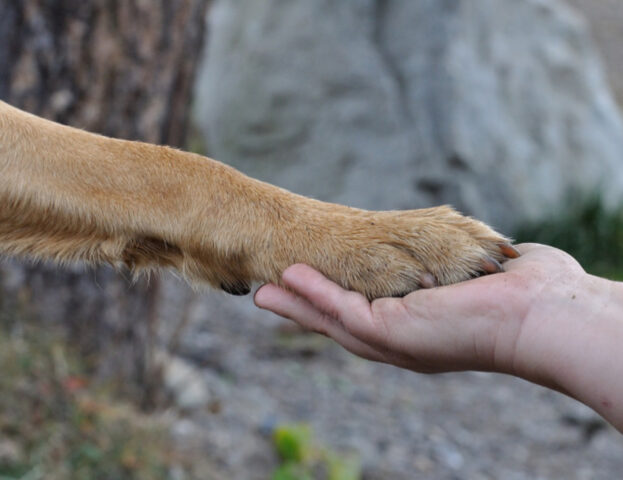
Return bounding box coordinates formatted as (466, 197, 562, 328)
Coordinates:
(255, 243, 623, 433)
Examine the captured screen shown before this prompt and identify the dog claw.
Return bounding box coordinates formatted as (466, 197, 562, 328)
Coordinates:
(498, 243, 520, 259)
(220, 281, 251, 296)
(482, 257, 504, 274)
(419, 273, 438, 289)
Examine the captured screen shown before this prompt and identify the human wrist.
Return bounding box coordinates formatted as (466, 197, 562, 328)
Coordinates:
(535, 274, 623, 431)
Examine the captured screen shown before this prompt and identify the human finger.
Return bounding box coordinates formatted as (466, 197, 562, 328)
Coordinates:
(254, 282, 386, 361)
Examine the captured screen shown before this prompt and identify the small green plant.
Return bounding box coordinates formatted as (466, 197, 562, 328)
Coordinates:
(514, 197, 623, 280)
(271, 423, 361, 480)
(273, 423, 313, 464)
(326, 453, 361, 480)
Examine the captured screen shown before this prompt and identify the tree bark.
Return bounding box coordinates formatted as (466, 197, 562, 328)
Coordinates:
(0, 0, 210, 407)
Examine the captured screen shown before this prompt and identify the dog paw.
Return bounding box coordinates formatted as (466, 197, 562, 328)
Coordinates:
(290, 206, 519, 300)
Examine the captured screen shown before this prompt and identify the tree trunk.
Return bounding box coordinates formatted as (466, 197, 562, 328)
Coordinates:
(0, 0, 210, 407)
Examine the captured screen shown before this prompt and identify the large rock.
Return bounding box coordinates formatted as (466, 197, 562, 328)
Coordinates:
(566, 0, 623, 103)
(194, 0, 623, 233)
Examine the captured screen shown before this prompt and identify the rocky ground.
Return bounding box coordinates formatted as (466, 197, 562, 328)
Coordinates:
(157, 280, 623, 479)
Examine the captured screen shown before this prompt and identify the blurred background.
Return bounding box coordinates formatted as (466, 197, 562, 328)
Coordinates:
(1, 0, 623, 479)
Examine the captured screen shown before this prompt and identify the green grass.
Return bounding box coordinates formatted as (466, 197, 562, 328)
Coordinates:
(271, 423, 361, 480)
(0, 317, 215, 480)
(514, 197, 623, 280)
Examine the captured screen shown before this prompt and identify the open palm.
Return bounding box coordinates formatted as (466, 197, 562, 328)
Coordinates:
(255, 244, 623, 432)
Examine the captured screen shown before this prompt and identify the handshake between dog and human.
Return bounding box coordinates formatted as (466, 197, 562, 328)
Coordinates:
(0, 100, 519, 300)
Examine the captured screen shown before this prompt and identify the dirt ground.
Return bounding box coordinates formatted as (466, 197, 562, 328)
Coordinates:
(163, 285, 623, 479)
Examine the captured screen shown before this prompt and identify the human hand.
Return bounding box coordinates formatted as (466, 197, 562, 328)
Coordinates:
(255, 244, 623, 431)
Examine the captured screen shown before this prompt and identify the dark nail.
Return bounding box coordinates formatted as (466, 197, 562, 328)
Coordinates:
(498, 243, 521, 259)
(221, 281, 251, 296)
(482, 257, 504, 274)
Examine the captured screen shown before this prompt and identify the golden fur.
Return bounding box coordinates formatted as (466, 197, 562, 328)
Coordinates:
(0, 101, 517, 299)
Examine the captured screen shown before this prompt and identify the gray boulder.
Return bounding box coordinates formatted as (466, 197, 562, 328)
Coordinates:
(194, 0, 623, 233)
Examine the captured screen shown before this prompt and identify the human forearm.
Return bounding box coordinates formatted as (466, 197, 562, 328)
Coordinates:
(534, 275, 623, 432)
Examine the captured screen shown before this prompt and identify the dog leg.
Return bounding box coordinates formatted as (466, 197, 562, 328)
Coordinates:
(0, 101, 517, 299)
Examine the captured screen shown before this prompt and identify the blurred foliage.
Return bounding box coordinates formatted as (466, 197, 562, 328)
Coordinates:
(0, 316, 214, 480)
(274, 423, 313, 464)
(186, 125, 209, 157)
(514, 196, 623, 280)
(271, 423, 361, 480)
